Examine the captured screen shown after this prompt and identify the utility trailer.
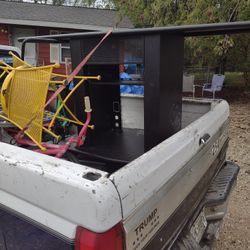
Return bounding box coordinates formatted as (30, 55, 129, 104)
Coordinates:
(1, 21, 250, 249)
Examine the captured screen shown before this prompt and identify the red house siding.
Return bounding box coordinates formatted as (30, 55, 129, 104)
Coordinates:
(38, 43, 50, 65)
(0, 25, 82, 74)
(36, 28, 50, 67)
(38, 43, 67, 74)
(0, 25, 9, 45)
(37, 27, 76, 75)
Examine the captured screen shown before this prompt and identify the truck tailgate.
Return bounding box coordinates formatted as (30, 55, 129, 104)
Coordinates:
(0, 144, 122, 245)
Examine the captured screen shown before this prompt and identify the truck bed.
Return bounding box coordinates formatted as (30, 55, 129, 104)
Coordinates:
(0, 98, 230, 249)
(67, 98, 213, 172)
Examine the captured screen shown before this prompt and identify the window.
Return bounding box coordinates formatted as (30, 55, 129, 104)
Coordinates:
(61, 43, 71, 62)
(50, 30, 70, 63)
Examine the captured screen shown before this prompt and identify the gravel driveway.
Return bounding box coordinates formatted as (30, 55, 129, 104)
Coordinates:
(215, 92, 250, 249)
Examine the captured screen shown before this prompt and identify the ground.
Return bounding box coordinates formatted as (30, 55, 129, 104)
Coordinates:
(214, 90, 250, 250)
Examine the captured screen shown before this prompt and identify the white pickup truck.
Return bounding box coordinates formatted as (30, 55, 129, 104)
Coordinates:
(0, 97, 238, 250)
(0, 22, 245, 249)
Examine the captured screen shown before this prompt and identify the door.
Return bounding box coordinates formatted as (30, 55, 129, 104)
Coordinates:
(12, 28, 36, 65)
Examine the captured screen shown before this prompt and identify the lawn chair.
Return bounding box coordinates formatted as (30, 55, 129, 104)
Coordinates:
(0, 30, 111, 157)
(0, 57, 100, 157)
(202, 74, 225, 99)
(183, 74, 195, 97)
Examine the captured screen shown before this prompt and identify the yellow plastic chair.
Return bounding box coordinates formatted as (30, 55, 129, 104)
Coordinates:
(0, 56, 100, 151)
(0, 64, 60, 150)
(11, 51, 31, 68)
(0, 52, 89, 128)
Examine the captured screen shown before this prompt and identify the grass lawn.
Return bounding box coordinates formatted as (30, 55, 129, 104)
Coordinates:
(192, 71, 247, 88)
(224, 72, 246, 88)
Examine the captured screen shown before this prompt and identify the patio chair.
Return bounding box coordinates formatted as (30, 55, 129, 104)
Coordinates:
(0, 64, 59, 149)
(0, 58, 100, 157)
(202, 74, 225, 99)
(183, 74, 195, 97)
(0, 29, 111, 157)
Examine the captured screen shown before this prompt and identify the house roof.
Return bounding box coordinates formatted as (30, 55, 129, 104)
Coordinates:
(0, 1, 133, 31)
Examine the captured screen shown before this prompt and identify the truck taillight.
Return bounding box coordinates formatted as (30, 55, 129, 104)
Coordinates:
(75, 223, 124, 250)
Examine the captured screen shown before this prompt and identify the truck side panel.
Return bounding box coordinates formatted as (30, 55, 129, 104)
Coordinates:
(110, 100, 229, 249)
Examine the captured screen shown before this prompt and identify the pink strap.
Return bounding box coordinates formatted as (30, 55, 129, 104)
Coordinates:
(45, 29, 112, 108)
(67, 29, 112, 83)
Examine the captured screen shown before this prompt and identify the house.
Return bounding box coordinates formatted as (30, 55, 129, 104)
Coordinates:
(0, 0, 133, 73)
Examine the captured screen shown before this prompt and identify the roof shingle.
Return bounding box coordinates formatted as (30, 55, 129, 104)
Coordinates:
(0, 1, 133, 29)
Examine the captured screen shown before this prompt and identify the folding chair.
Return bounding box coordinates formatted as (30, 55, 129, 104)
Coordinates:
(0, 57, 100, 157)
(0, 64, 59, 148)
(0, 28, 111, 157)
(183, 74, 195, 97)
(202, 74, 225, 99)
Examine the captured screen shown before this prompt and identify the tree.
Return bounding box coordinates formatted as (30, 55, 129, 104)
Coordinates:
(114, 0, 250, 87)
(24, 0, 115, 7)
(16, 0, 250, 86)
(65, 0, 114, 8)
(185, 0, 249, 73)
(113, 0, 193, 27)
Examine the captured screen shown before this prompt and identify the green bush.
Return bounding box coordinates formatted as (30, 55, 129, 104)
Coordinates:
(224, 72, 245, 88)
